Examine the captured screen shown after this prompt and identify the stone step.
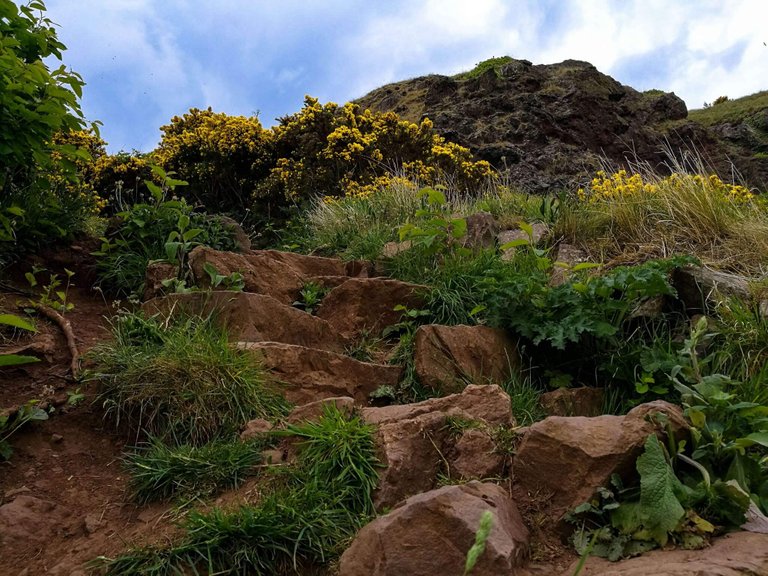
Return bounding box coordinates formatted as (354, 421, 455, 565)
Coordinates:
(186, 246, 372, 304)
(142, 291, 347, 353)
(237, 341, 402, 406)
(316, 277, 428, 340)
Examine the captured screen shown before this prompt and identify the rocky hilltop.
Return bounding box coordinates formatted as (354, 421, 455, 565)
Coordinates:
(356, 57, 768, 192)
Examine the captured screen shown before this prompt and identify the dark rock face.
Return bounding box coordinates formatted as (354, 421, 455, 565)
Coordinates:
(356, 59, 767, 192)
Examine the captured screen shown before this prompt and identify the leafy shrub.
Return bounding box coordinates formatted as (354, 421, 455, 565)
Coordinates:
(454, 56, 515, 81)
(0, 0, 95, 259)
(93, 168, 239, 296)
(90, 311, 290, 446)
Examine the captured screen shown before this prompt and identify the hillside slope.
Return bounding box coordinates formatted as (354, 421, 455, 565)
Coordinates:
(356, 57, 768, 192)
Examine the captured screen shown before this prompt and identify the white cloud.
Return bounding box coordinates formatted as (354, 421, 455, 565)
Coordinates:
(40, 0, 768, 151)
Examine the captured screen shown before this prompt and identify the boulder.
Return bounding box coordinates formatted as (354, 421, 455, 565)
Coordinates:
(563, 531, 768, 575)
(316, 278, 427, 339)
(672, 265, 751, 314)
(239, 342, 401, 406)
(338, 482, 529, 576)
(143, 261, 178, 300)
(513, 401, 688, 516)
(452, 428, 506, 480)
(286, 396, 356, 425)
(462, 212, 498, 250)
(362, 384, 513, 508)
(414, 324, 519, 394)
(539, 387, 604, 417)
(142, 291, 347, 353)
(550, 243, 589, 286)
(188, 246, 370, 304)
(0, 495, 67, 549)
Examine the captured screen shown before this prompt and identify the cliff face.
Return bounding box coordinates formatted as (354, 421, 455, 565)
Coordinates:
(356, 58, 767, 192)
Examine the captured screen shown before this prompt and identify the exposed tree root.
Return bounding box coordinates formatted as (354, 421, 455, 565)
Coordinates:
(22, 303, 80, 380)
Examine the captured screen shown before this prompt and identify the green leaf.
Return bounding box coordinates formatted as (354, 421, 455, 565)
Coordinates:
(636, 434, 685, 546)
(499, 239, 529, 250)
(0, 354, 40, 367)
(451, 218, 467, 239)
(0, 314, 36, 332)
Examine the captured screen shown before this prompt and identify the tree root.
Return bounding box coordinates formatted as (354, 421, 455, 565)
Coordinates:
(22, 303, 80, 380)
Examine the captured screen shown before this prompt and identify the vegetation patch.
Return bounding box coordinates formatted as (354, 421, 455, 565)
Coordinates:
(97, 405, 380, 575)
(90, 310, 290, 446)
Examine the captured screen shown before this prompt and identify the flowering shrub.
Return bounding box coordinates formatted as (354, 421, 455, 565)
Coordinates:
(260, 97, 494, 203)
(92, 151, 155, 213)
(578, 170, 755, 204)
(48, 129, 109, 215)
(154, 108, 273, 212)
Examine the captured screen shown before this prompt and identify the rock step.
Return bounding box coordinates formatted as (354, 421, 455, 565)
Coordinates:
(185, 245, 374, 305)
(142, 291, 347, 353)
(237, 341, 401, 406)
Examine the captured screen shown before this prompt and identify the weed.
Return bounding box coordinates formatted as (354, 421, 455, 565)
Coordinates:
(501, 373, 546, 427)
(464, 510, 494, 575)
(24, 266, 75, 313)
(0, 313, 39, 367)
(292, 281, 328, 315)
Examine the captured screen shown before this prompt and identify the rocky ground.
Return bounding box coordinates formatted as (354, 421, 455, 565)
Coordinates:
(1, 245, 767, 575)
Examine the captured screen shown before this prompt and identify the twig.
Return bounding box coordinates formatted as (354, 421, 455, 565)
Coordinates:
(22, 302, 80, 380)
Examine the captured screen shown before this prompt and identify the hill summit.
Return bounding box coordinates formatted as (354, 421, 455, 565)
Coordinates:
(356, 57, 768, 191)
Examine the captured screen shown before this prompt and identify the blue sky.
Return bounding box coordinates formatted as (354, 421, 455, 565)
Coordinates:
(43, 0, 768, 153)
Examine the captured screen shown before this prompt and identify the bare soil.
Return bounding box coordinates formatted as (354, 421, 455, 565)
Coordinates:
(0, 250, 176, 575)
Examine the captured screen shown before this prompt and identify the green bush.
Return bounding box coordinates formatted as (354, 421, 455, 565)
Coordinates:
(90, 311, 290, 446)
(93, 173, 239, 296)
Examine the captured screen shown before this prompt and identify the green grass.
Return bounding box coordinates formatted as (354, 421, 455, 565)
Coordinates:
(454, 56, 515, 81)
(688, 90, 768, 126)
(124, 437, 267, 504)
(96, 405, 380, 575)
(90, 311, 290, 446)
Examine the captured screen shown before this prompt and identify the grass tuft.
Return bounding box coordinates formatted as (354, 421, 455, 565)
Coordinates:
(90, 310, 290, 446)
(124, 437, 266, 504)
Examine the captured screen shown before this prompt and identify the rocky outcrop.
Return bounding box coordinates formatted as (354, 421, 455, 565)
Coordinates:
(316, 277, 427, 339)
(361, 384, 513, 509)
(513, 401, 688, 516)
(356, 58, 767, 193)
(413, 324, 519, 394)
(338, 482, 529, 576)
(239, 342, 401, 406)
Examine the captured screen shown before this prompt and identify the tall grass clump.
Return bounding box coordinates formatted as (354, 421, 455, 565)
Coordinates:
(96, 405, 380, 575)
(90, 311, 290, 446)
(559, 158, 768, 274)
(124, 436, 267, 504)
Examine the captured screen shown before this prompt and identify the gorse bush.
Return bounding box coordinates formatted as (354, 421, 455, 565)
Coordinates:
(90, 310, 290, 446)
(155, 107, 273, 213)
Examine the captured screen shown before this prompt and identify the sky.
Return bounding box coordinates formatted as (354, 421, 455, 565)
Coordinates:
(42, 0, 768, 154)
